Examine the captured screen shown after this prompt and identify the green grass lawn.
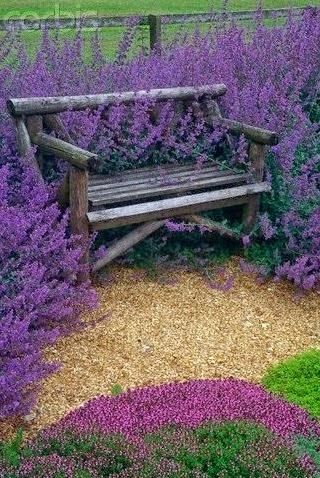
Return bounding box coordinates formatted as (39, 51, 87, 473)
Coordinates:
(1, 0, 318, 58)
(0, 0, 318, 20)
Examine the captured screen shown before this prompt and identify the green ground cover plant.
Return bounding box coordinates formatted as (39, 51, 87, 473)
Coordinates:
(262, 349, 320, 417)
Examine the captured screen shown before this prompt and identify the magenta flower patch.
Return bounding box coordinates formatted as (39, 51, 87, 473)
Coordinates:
(44, 379, 320, 440)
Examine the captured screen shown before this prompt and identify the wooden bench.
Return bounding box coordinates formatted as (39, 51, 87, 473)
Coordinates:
(7, 84, 278, 277)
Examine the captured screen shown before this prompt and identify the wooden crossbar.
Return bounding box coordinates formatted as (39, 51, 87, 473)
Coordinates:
(7, 84, 227, 116)
(87, 182, 271, 230)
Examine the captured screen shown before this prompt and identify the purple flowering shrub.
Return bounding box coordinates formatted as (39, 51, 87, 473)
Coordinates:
(0, 160, 97, 419)
(1, 379, 319, 477)
(0, 38, 97, 418)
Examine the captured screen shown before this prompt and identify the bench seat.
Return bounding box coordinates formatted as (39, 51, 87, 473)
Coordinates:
(87, 180, 270, 230)
(87, 162, 252, 208)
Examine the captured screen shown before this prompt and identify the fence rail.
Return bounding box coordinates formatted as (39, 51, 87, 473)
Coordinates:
(0, 6, 314, 50)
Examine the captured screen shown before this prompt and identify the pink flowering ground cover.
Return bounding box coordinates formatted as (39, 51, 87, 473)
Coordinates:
(44, 379, 320, 440)
(1, 379, 320, 477)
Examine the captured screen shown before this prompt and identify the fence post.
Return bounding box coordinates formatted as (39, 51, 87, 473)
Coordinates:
(148, 14, 162, 52)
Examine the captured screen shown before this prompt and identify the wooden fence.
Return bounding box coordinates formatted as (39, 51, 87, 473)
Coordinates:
(0, 6, 313, 50)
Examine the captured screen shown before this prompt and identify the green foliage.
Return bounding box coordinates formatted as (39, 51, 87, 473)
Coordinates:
(0, 428, 23, 467)
(244, 242, 282, 273)
(141, 421, 309, 477)
(262, 349, 320, 417)
(111, 384, 123, 396)
(37, 432, 100, 457)
(74, 471, 91, 478)
(308, 102, 320, 125)
(242, 153, 290, 273)
(263, 154, 293, 219)
(123, 220, 239, 278)
(245, 134, 320, 276)
(295, 435, 320, 476)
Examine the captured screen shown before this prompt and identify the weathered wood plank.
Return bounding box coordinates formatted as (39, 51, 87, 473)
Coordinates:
(220, 118, 279, 145)
(161, 7, 305, 25)
(88, 167, 245, 193)
(249, 142, 267, 181)
(70, 166, 89, 282)
(31, 132, 97, 170)
(88, 162, 222, 187)
(7, 85, 227, 116)
(0, 7, 305, 33)
(92, 220, 165, 272)
(89, 172, 251, 206)
(88, 182, 270, 230)
(242, 142, 267, 232)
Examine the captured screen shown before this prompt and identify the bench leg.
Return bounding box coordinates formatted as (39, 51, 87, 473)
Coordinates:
(242, 142, 267, 234)
(242, 197, 260, 234)
(70, 166, 89, 282)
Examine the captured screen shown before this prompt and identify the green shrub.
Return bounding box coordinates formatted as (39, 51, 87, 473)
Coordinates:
(262, 349, 320, 416)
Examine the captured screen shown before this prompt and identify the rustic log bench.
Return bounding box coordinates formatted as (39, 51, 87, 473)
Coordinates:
(7, 84, 278, 277)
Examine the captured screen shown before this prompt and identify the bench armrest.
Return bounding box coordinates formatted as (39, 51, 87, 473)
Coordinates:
(221, 118, 279, 146)
(31, 132, 98, 170)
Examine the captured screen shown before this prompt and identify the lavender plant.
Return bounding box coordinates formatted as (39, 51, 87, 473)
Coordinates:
(0, 160, 97, 419)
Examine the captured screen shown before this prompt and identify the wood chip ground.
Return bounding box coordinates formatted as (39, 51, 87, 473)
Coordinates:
(1, 260, 319, 440)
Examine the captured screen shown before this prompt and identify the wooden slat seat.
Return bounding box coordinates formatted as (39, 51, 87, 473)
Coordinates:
(88, 163, 252, 207)
(87, 182, 271, 230)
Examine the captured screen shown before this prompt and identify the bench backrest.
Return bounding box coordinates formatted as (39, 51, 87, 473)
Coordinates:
(7, 84, 228, 116)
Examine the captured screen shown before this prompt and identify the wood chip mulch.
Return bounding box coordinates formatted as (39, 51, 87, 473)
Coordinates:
(1, 259, 319, 440)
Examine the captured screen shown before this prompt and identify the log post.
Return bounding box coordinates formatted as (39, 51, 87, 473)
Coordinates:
(69, 166, 90, 282)
(15, 116, 42, 178)
(201, 96, 233, 149)
(43, 113, 73, 143)
(149, 15, 162, 52)
(57, 172, 70, 208)
(242, 142, 267, 233)
(43, 114, 73, 208)
(7, 85, 228, 116)
(27, 115, 44, 172)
